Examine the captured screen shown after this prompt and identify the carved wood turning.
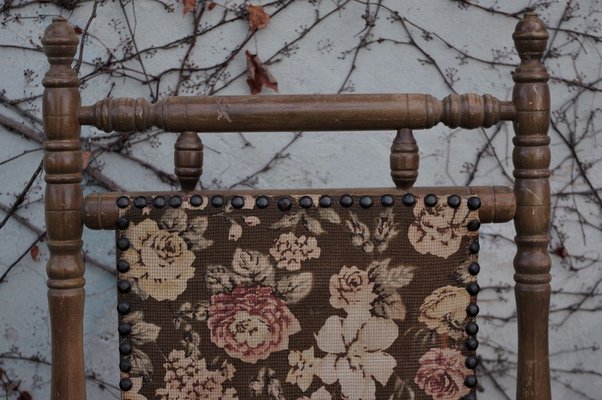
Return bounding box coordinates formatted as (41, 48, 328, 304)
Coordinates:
(42, 17, 87, 400)
(79, 93, 515, 133)
(390, 129, 419, 189)
(174, 131, 203, 192)
(512, 13, 552, 400)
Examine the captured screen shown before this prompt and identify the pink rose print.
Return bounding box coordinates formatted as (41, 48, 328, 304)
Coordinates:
(414, 348, 472, 400)
(208, 286, 301, 363)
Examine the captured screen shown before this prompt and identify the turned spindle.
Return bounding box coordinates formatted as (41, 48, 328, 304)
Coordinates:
(512, 13, 551, 400)
(390, 128, 419, 189)
(79, 93, 515, 133)
(174, 131, 203, 191)
(42, 17, 87, 400)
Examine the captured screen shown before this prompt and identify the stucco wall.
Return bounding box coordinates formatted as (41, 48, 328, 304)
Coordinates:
(1, 0, 601, 398)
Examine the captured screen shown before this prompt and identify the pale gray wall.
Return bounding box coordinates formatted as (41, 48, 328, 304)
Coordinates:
(0, 0, 601, 398)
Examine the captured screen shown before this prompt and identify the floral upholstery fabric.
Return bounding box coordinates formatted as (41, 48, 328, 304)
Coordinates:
(115, 193, 480, 400)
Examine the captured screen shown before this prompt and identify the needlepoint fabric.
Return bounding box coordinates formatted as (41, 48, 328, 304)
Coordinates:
(115, 192, 480, 400)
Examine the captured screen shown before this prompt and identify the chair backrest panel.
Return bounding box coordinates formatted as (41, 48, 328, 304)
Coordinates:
(114, 192, 480, 400)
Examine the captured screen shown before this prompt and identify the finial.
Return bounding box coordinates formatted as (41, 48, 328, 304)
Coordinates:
(513, 13, 549, 62)
(42, 17, 78, 52)
(42, 17, 79, 88)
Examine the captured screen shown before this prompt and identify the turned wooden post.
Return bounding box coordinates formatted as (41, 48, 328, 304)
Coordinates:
(42, 18, 86, 400)
(174, 131, 203, 191)
(512, 13, 551, 400)
(390, 128, 419, 189)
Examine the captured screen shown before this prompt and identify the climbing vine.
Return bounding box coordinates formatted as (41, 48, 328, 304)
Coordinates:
(0, 0, 601, 398)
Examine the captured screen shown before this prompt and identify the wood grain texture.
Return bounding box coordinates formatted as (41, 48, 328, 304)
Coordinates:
(82, 186, 515, 230)
(79, 93, 515, 133)
(174, 131, 203, 192)
(42, 17, 86, 400)
(512, 13, 552, 400)
(390, 129, 419, 189)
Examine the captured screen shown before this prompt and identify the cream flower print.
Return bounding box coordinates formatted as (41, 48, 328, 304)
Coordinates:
(287, 347, 317, 392)
(243, 216, 261, 226)
(373, 209, 399, 253)
(346, 209, 399, 254)
(316, 315, 398, 400)
(329, 266, 377, 313)
(419, 285, 471, 340)
(182, 216, 214, 251)
(155, 350, 238, 400)
(408, 200, 471, 259)
(122, 311, 161, 377)
(122, 219, 195, 301)
(123, 311, 161, 346)
(159, 208, 214, 251)
(269, 232, 321, 271)
(123, 377, 147, 400)
(297, 386, 332, 400)
(228, 218, 243, 241)
(205, 249, 277, 295)
(160, 208, 188, 232)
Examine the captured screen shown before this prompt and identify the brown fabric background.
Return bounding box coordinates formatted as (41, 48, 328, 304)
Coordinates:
(115, 193, 480, 400)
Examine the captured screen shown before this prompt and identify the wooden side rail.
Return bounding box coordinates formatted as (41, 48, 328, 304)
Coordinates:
(79, 92, 515, 133)
(82, 186, 516, 230)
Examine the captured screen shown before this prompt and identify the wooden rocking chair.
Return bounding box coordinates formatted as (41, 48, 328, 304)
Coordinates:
(41, 13, 551, 400)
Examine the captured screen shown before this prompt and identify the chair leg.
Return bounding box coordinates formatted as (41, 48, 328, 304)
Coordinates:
(512, 13, 552, 400)
(42, 17, 87, 400)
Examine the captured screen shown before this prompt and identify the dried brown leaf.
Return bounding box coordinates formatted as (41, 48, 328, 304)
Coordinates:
(30, 245, 40, 262)
(247, 4, 270, 31)
(183, 0, 196, 15)
(82, 151, 91, 169)
(245, 51, 278, 95)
